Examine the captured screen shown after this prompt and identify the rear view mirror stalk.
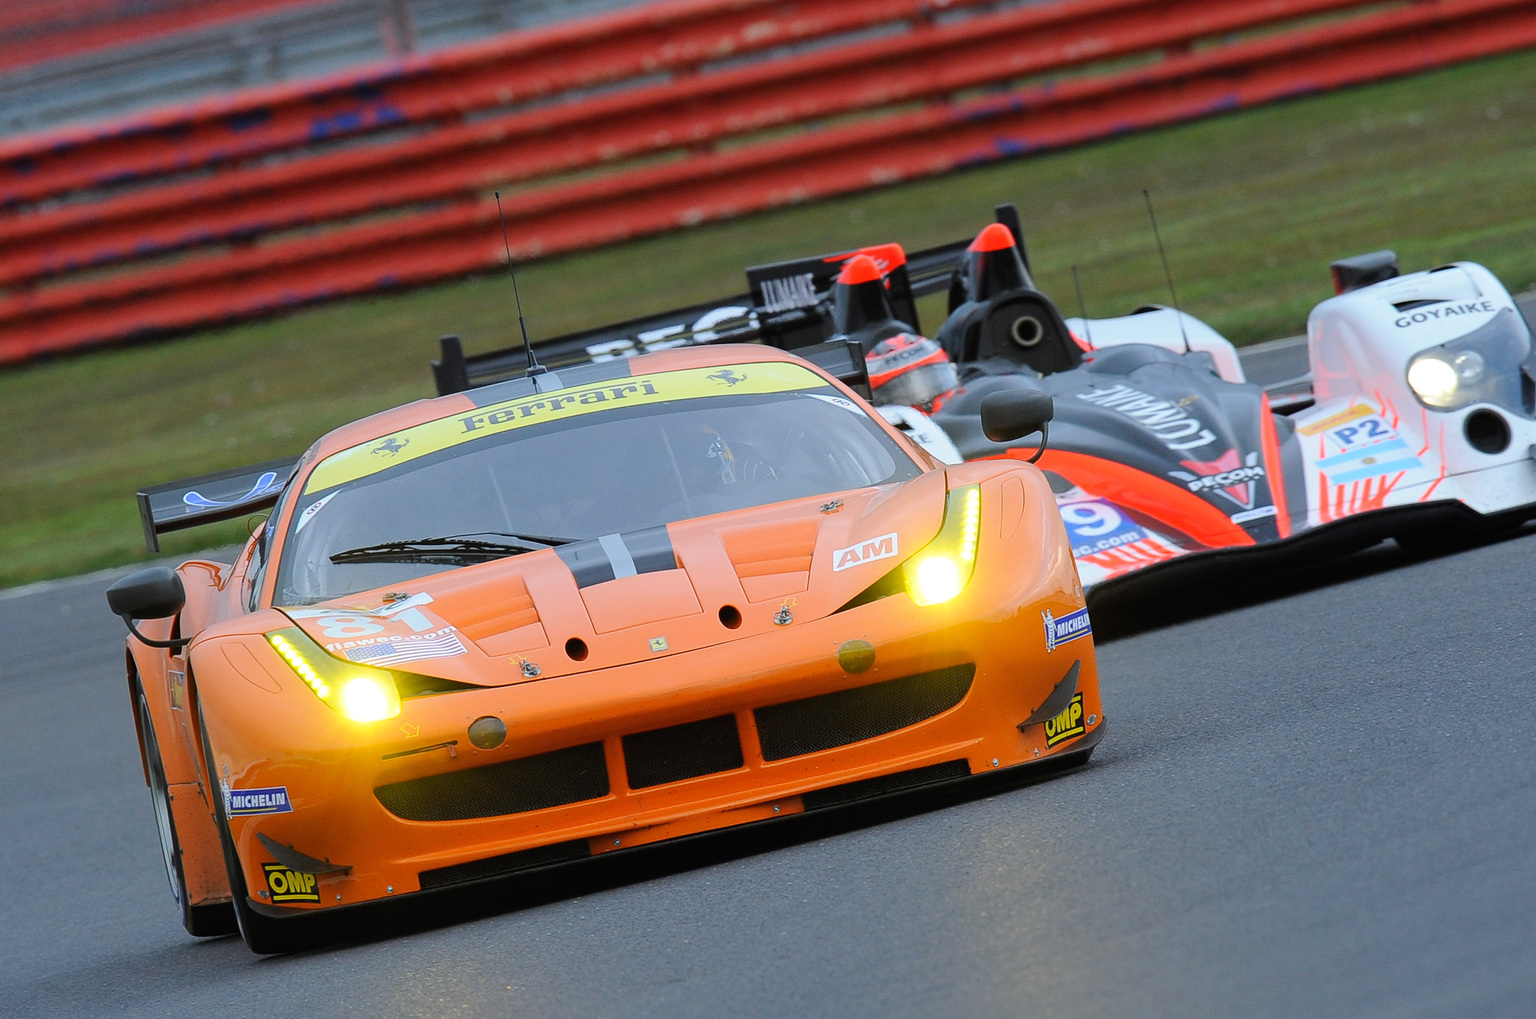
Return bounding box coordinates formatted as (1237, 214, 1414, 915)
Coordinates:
(980, 389, 1054, 462)
(106, 567, 191, 650)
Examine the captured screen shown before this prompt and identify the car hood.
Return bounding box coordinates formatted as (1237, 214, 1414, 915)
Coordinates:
(278, 472, 949, 687)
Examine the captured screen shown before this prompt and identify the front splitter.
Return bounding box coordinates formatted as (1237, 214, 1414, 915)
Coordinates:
(243, 721, 1106, 934)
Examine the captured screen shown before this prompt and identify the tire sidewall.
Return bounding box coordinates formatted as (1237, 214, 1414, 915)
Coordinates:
(135, 682, 194, 929)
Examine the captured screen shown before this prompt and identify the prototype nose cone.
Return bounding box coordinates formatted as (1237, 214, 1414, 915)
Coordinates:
(965, 223, 1033, 300)
(833, 254, 900, 344)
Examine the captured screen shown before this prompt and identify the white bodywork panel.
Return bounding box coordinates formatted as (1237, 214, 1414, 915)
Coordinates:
(1065, 308, 1246, 384)
(1299, 262, 1536, 526)
(877, 405, 963, 464)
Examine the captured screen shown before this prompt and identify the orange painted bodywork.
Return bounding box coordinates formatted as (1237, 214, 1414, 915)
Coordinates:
(1258, 393, 1292, 539)
(126, 344, 1102, 916)
(1009, 447, 1255, 550)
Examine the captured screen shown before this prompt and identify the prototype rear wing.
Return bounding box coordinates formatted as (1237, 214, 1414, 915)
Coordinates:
(430, 205, 1033, 395)
(136, 457, 299, 552)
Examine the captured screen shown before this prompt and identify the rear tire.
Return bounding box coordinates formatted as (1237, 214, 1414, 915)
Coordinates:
(135, 682, 236, 938)
(197, 701, 317, 955)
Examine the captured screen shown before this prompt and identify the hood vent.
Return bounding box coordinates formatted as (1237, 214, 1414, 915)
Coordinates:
(436, 572, 546, 657)
(718, 517, 819, 602)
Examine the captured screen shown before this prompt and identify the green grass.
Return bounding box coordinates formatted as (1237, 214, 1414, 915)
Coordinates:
(4, 50, 1536, 589)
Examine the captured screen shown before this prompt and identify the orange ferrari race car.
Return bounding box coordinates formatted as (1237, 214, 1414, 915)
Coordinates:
(107, 341, 1103, 953)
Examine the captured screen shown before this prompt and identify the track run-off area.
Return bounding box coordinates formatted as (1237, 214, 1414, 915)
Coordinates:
(4, 334, 1536, 1016)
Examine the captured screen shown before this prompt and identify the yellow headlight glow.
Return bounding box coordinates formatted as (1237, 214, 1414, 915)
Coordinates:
(910, 556, 964, 606)
(340, 676, 397, 722)
(266, 629, 401, 721)
(904, 485, 983, 607)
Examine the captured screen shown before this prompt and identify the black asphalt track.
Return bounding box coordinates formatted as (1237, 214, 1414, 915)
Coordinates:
(3, 526, 1535, 1017)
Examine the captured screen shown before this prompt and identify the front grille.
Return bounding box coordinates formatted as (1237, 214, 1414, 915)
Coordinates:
(803, 760, 971, 810)
(418, 838, 591, 890)
(622, 715, 743, 789)
(754, 664, 975, 761)
(375, 742, 609, 822)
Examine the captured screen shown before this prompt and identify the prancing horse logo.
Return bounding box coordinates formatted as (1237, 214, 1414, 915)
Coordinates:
(707, 369, 747, 387)
(372, 436, 409, 457)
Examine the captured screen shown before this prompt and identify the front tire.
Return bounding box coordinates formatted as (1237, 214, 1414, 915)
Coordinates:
(196, 700, 320, 955)
(135, 682, 236, 937)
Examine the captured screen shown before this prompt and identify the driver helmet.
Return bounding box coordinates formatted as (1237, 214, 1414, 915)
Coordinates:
(866, 332, 958, 412)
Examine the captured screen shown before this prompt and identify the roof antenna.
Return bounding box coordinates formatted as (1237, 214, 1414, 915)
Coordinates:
(1071, 264, 1095, 350)
(1143, 188, 1191, 354)
(495, 190, 546, 377)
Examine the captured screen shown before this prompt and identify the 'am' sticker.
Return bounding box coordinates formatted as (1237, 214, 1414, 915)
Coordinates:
(832, 532, 898, 572)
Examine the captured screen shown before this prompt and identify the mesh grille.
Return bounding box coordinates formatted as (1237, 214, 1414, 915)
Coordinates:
(418, 839, 591, 890)
(623, 715, 743, 789)
(803, 760, 971, 810)
(754, 664, 975, 761)
(375, 742, 609, 822)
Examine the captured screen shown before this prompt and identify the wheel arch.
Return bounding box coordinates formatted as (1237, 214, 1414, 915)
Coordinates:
(125, 648, 151, 787)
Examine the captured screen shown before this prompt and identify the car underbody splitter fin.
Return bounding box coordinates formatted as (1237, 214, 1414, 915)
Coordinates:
(1020, 660, 1081, 729)
(255, 832, 352, 876)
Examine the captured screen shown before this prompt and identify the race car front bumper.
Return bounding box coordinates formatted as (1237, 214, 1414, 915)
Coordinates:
(198, 540, 1103, 915)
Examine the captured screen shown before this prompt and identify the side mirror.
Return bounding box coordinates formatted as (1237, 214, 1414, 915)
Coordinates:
(981, 388, 1053, 438)
(1330, 249, 1398, 294)
(106, 567, 189, 649)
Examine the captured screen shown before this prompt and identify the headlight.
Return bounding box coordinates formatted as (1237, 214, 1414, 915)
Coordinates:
(267, 628, 401, 721)
(1406, 355, 1459, 407)
(904, 485, 982, 606)
(1403, 307, 1530, 413)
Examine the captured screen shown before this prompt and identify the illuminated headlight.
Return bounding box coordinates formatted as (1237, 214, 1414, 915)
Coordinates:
(1407, 356, 1459, 406)
(1407, 350, 1487, 409)
(904, 485, 982, 607)
(267, 629, 401, 721)
(909, 556, 963, 606)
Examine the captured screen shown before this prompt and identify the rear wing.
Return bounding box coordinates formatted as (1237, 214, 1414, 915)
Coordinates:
(136, 457, 299, 552)
(430, 205, 1032, 395)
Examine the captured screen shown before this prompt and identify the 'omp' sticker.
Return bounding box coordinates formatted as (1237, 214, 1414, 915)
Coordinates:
(1044, 692, 1086, 747)
(305, 362, 823, 494)
(262, 863, 320, 903)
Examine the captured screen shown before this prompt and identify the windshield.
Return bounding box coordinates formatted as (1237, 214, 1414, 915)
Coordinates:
(273, 362, 920, 604)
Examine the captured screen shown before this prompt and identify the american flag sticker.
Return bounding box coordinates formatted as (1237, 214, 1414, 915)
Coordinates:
(339, 627, 466, 668)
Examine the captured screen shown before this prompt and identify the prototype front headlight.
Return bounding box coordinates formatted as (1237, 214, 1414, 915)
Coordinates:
(266, 628, 401, 721)
(1402, 307, 1531, 413)
(904, 485, 982, 607)
(1407, 355, 1460, 407)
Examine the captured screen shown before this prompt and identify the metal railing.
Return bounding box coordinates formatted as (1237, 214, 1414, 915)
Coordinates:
(0, 0, 650, 135)
(2, 0, 1533, 363)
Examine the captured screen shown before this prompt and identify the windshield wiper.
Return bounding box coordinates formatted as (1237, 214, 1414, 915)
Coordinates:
(329, 532, 573, 565)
